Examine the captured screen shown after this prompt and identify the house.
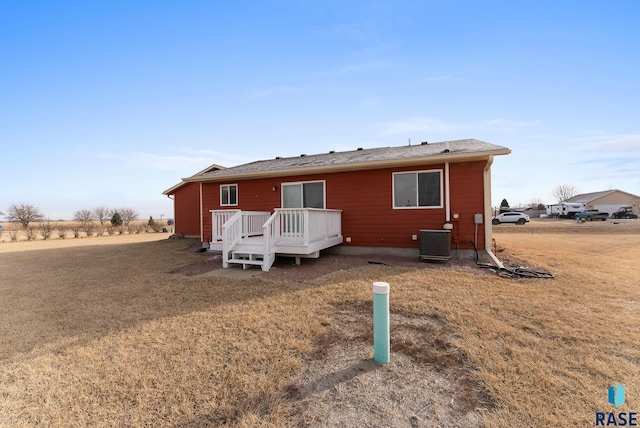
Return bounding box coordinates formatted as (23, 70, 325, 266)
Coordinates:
(563, 189, 640, 216)
(162, 163, 226, 237)
(163, 139, 511, 271)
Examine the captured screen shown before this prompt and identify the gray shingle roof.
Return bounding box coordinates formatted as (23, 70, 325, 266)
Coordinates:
(184, 139, 509, 182)
(563, 189, 640, 203)
(564, 190, 616, 203)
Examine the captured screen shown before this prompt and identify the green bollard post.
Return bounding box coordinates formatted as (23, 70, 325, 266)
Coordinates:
(373, 281, 390, 364)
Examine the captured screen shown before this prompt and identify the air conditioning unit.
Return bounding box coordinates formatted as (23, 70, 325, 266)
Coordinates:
(419, 230, 451, 261)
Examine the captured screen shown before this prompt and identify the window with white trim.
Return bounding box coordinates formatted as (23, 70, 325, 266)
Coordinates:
(393, 170, 442, 208)
(282, 181, 325, 209)
(220, 184, 238, 206)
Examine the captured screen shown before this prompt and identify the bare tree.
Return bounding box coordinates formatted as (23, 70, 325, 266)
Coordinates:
(7, 203, 44, 229)
(74, 209, 94, 227)
(527, 197, 546, 210)
(118, 208, 139, 227)
(552, 184, 578, 203)
(93, 207, 110, 227)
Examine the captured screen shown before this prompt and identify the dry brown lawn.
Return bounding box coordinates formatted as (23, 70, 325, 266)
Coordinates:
(0, 219, 638, 426)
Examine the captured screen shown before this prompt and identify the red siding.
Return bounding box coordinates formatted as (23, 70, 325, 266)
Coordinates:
(448, 162, 487, 249)
(173, 183, 201, 237)
(184, 159, 489, 249)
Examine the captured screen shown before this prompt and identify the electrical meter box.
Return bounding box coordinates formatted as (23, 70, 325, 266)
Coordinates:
(474, 213, 483, 224)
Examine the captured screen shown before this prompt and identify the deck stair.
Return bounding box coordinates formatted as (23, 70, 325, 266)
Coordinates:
(227, 240, 266, 270)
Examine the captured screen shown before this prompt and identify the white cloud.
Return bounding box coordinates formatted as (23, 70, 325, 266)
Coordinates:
(244, 85, 304, 98)
(380, 116, 464, 134)
(583, 134, 640, 153)
(380, 116, 542, 135)
(172, 148, 251, 165)
(100, 152, 212, 172)
(313, 60, 395, 78)
(99, 147, 255, 173)
(483, 118, 542, 130)
(423, 75, 455, 82)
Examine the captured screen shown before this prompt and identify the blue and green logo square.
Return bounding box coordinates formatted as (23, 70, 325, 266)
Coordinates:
(608, 383, 625, 408)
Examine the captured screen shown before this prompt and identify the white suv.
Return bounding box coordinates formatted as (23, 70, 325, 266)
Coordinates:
(492, 212, 530, 225)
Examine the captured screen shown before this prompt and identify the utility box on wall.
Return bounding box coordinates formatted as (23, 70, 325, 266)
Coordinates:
(474, 213, 483, 224)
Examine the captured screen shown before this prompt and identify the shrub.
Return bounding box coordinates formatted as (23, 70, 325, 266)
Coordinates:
(38, 220, 56, 240)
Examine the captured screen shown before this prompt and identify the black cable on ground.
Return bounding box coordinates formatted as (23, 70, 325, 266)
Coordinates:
(463, 240, 554, 279)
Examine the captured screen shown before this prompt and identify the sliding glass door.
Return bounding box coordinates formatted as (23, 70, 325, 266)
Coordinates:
(282, 181, 325, 209)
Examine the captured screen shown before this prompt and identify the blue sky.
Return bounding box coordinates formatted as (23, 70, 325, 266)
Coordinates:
(1, 1, 639, 220)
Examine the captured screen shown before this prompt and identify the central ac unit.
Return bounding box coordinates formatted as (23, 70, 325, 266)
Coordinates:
(419, 230, 451, 261)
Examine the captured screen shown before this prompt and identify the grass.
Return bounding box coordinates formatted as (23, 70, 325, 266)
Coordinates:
(0, 220, 638, 426)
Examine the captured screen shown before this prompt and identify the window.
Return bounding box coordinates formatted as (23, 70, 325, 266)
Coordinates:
(220, 184, 238, 206)
(393, 170, 442, 208)
(282, 181, 325, 209)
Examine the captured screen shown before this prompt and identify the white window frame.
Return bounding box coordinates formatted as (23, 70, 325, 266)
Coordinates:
(281, 180, 326, 209)
(392, 170, 443, 209)
(220, 183, 238, 206)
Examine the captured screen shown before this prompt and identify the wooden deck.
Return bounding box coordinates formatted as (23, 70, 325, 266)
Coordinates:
(209, 209, 343, 271)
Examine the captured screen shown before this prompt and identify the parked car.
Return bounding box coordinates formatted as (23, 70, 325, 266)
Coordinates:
(492, 212, 530, 225)
(610, 207, 638, 219)
(575, 209, 608, 221)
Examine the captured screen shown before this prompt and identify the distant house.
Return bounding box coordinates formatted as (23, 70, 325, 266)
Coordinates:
(163, 139, 510, 271)
(563, 190, 640, 216)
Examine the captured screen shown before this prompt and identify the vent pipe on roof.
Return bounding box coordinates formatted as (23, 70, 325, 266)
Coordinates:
(421, 141, 428, 145)
(329, 150, 335, 154)
(443, 140, 450, 153)
(357, 147, 363, 151)
(300, 154, 307, 157)
(275, 156, 282, 159)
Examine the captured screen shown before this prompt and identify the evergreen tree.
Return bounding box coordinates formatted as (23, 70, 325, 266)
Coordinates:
(111, 212, 123, 227)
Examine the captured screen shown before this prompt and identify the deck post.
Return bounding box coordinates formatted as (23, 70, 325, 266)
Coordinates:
(372, 281, 390, 364)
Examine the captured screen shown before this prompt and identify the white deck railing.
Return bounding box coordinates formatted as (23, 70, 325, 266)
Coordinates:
(213, 208, 342, 272)
(221, 211, 242, 268)
(211, 210, 271, 243)
(272, 208, 342, 246)
(211, 210, 239, 243)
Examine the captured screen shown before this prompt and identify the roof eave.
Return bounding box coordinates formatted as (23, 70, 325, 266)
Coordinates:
(184, 148, 511, 183)
(162, 163, 228, 194)
(162, 182, 187, 195)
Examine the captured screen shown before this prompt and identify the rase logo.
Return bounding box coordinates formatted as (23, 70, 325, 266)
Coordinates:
(610, 384, 626, 408)
(596, 384, 637, 426)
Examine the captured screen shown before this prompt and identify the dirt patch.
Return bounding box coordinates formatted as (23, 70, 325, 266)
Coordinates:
(286, 303, 495, 427)
(169, 253, 223, 276)
(262, 253, 488, 282)
(169, 245, 493, 280)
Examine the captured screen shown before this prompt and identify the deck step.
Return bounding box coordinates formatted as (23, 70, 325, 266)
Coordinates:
(228, 251, 265, 269)
(228, 258, 263, 264)
(231, 251, 264, 260)
(229, 258, 264, 267)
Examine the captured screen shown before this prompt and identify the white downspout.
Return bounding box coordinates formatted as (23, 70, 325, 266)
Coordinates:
(442, 162, 453, 230)
(200, 182, 204, 244)
(444, 161, 451, 224)
(483, 156, 504, 268)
